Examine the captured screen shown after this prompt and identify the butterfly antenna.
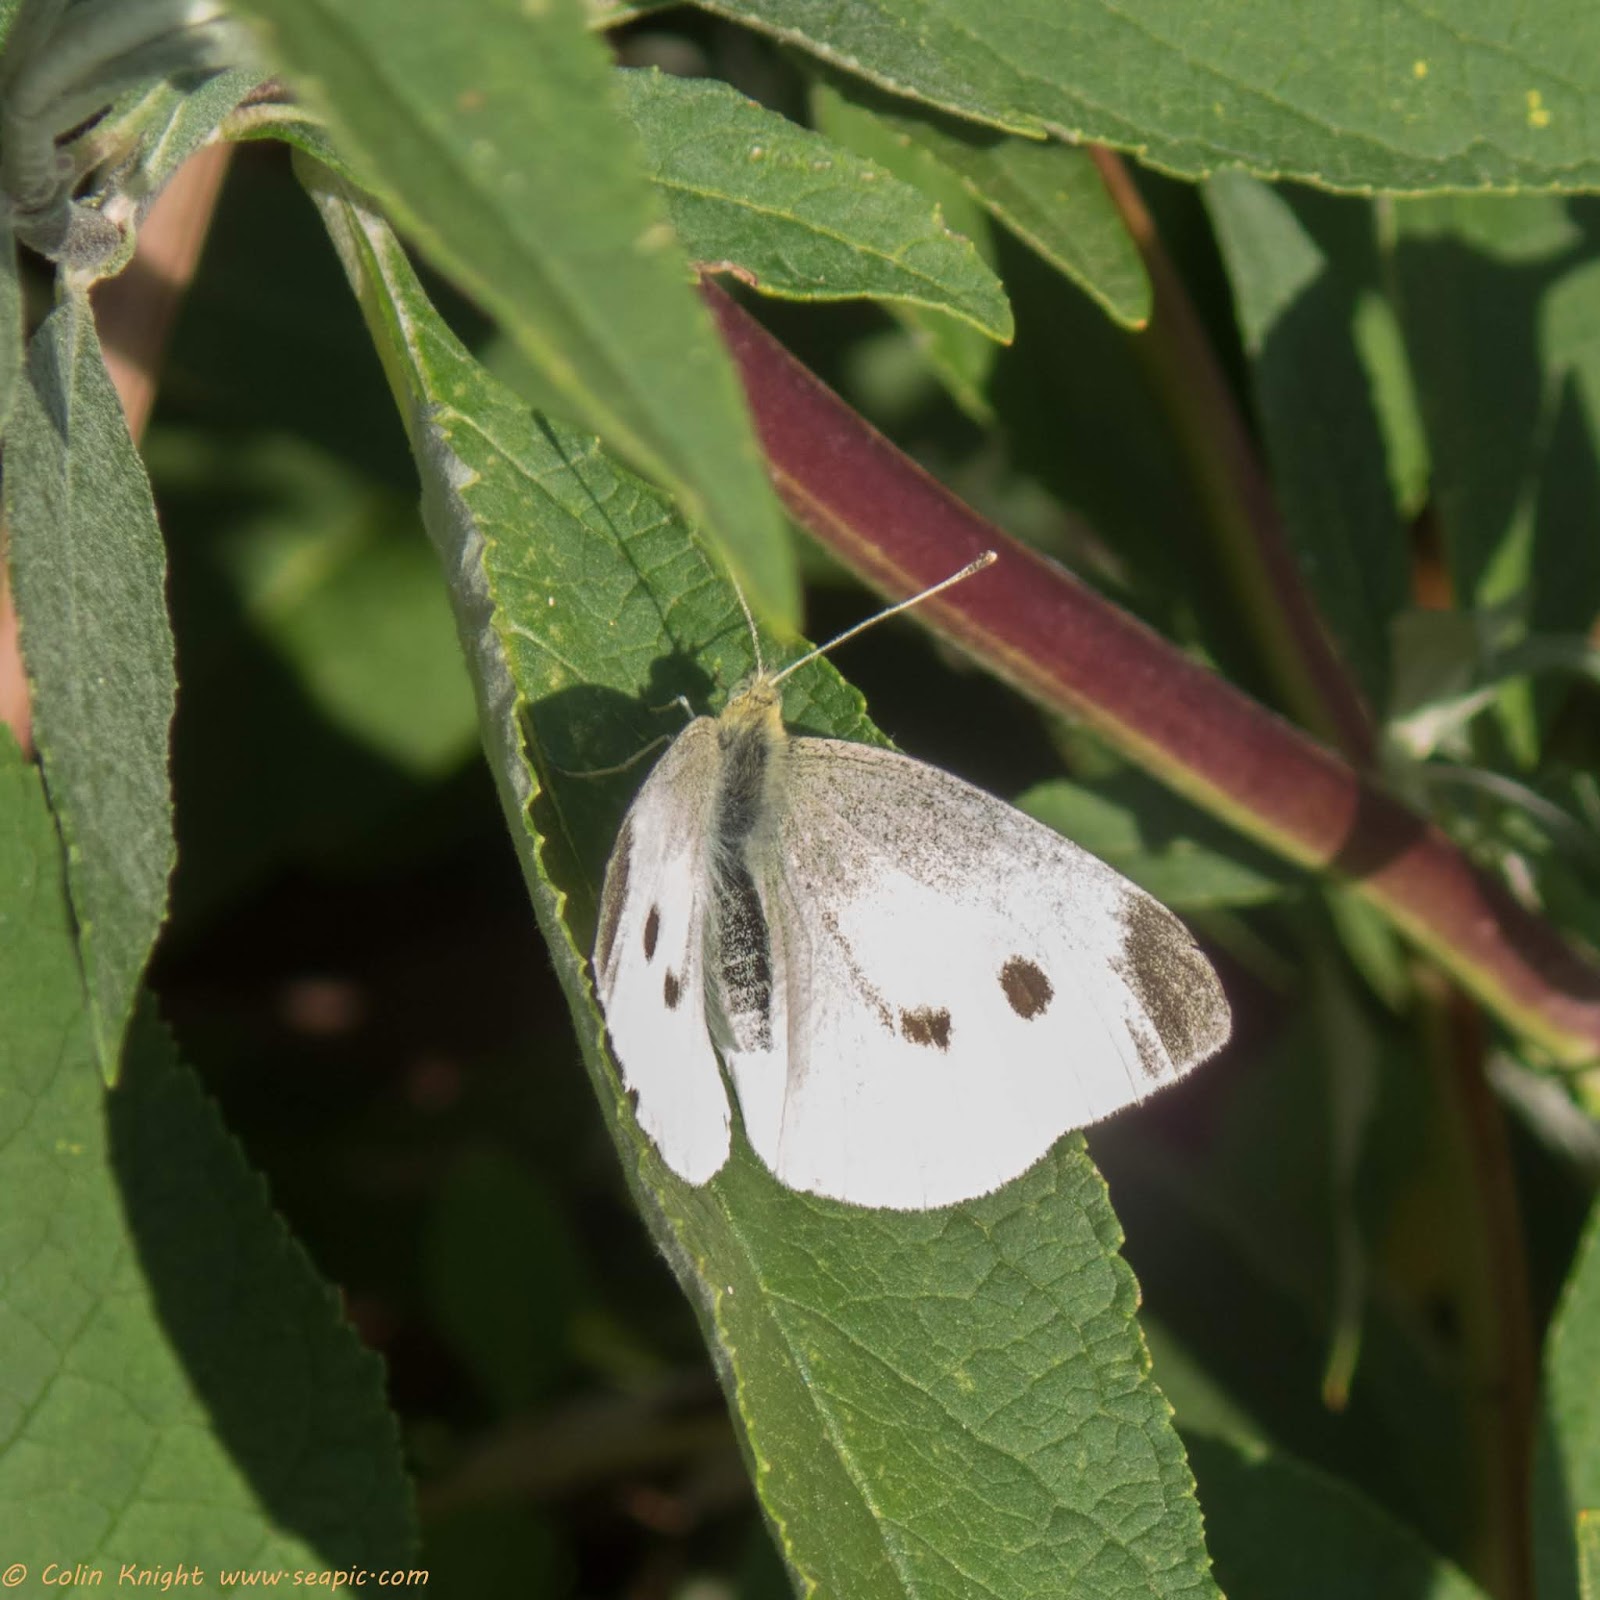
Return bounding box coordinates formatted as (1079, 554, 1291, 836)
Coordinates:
(728, 565, 767, 678)
(770, 551, 997, 686)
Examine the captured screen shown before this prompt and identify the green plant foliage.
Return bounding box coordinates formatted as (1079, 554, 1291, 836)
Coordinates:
(621, 68, 1012, 339)
(3, 290, 174, 1080)
(815, 79, 1151, 330)
(0, 730, 414, 1577)
(693, 0, 1600, 192)
(227, 0, 798, 624)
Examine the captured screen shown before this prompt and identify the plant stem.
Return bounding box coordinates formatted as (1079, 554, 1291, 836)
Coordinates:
(1089, 146, 1376, 767)
(701, 281, 1600, 1064)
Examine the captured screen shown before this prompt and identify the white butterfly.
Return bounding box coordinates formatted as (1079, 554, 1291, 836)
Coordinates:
(592, 554, 1231, 1210)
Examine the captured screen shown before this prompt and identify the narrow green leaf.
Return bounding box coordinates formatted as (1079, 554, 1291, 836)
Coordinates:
(809, 80, 1005, 418)
(1393, 195, 1600, 759)
(1206, 173, 1408, 711)
(818, 79, 1149, 330)
(0, 730, 414, 1575)
(1018, 774, 1293, 909)
(1393, 197, 1600, 616)
(1189, 1437, 1491, 1600)
(311, 176, 1221, 1600)
(130, 66, 264, 199)
(1536, 1204, 1600, 1600)
(3, 290, 174, 1080)
(1351, 287, 1430, 522)
(621, 68, 1010, 340)
(229, 0, 797, 623)
(696, 0, 1600, 193)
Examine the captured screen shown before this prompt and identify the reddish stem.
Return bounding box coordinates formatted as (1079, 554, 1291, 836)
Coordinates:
(1090, 147, 1376, 765)
(701, 281, 1600, 1063)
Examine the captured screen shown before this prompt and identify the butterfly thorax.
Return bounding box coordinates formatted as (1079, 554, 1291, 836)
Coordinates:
(710, 676, 787, 861)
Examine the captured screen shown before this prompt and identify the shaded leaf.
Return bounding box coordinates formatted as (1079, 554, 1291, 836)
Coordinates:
(3, 290, 174, 1079)
(230, 0, 797, 622)
(622, 68, 1011, 340)
(1535, 1203, 1600, 1600)
(810, 80, 1005, 419)
(0, 730, 414, 1574)
(1189, 1436, 1490, 1600)
(696, 0, 1600, 192)
(820, 78, 1149, 329)
(1391, 195, 1600, 756)
(310, 173, 1222, 1600)
(1206, 173, 1408, 710)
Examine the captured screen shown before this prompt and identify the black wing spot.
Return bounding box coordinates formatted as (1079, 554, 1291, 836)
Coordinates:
(594, 819, 633, 975)
(1113, 895, 1230, 1073)
(900, 1006, 952, 1050)
(643, 905, 660, 961)
(999, 957, 1053, 1019)
(663, 969, 682, 1010)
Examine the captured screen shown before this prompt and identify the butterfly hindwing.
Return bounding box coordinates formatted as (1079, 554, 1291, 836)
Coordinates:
(594, 719, 731, 1185)
(721, 737, 1230, 1208)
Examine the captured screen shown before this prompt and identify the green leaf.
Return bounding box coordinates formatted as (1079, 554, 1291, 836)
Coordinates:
(809, 80, 1006, 418)
(311, 175, 1221, 1600)
(1392, 195, 1600, 759)
(1535, 1203, 1600, 1600)
(229, 0, 797, 623)
(0, 729, 415, 1575)
(1018, 773, 1294, 909)
(694, 0, 1600, 192)
(127, 66, 265, 201)
(621, 68, 1011, 340)
(817, 79, 1149, 330)
(1351, 285, 1431, 522)
(1205, 173, 1409, 711)
(3, 290, 174, 1079)
(1188, 1437, 1491, 1600)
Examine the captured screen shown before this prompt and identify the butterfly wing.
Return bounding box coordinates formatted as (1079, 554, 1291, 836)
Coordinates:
(723, 737, 1231, 1208)
(593, 720, 731, 1185)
